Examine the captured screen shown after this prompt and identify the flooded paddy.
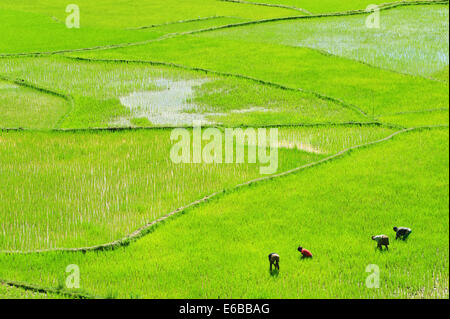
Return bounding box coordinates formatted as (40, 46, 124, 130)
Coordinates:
(118, 78, 211, 125)
(117, 78, 273, 126)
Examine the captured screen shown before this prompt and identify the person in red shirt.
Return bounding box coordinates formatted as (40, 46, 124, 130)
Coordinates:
(298, 246, 313, 258)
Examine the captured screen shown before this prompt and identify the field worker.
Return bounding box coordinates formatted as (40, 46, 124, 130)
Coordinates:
(372, 235, 389, 250)
(268, 253, 280, 271)
(297, 246, 313, 258)
(393, 226, 412, 240)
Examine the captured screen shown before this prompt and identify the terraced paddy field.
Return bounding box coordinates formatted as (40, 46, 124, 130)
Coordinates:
(0, 0, 448, 299)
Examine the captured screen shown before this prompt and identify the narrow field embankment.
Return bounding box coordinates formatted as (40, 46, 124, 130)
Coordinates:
(218, 0, 313, 14)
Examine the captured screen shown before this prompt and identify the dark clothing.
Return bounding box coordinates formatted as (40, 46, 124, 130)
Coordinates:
(268, 253, 280, 271)
(395, 227, 412, 239)
(372, 235, 389, 249)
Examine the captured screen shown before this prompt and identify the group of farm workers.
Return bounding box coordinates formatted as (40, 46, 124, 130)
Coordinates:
(268, 247, 312, 271)
(371, 226, 412, 250)
(268, 226, 412, 271)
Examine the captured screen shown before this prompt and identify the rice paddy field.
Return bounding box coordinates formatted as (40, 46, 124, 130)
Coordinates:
(0, 0, 448, 299)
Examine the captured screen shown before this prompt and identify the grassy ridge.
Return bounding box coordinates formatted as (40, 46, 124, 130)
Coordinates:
(242, 0, 442, 13)
(0, 128, 446, 298)
(0, 80, 70, 129)
(377, 109, 449, 127)
(0, 283, 68, 299)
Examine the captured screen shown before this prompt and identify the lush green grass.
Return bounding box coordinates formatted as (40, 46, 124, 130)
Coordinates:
(0, 126, 393, 251)
(0, 0, 295, 55)
(0, 80, 70, 129)
(180, 77, 365, 126)
(0, 10, 248, 55)
(204, 5, 449, 77)
(138, 17, 247, 33)
(377, 109, 449, 127)
(0, 0, 295, 29)
(0, 128, 446, 298)
(431, 66, 449, 81)
(0, 57, 366, 128)
(0, 9, 161, 54)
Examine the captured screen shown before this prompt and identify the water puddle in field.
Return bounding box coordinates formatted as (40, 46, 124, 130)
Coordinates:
(276, 141, 324, 154)
(230, 107, 270, 114)
(234, 137, 324, 154)
(118, 78, 212, 125)
(0, 82, 19, 90)
(115, 79, 273, 126)
(207, 107, 271, 117)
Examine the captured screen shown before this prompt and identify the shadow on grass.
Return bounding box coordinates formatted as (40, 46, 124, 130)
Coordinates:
(269, 268, 279, 277)
(374, 247, 390, 253)
(299, 256, 313, 261)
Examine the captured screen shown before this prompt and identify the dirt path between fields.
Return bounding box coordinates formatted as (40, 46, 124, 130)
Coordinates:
(0, 279, 98, 299)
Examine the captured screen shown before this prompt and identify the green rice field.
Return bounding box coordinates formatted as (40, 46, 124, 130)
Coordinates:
(0, 0, 448, 299)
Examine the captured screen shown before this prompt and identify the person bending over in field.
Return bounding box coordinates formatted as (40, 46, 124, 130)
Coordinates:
(298, 246, 313, 258)
(393, 227, 412, 240)
(268, 253, 280, 271)
(372, 235, 389, 250)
